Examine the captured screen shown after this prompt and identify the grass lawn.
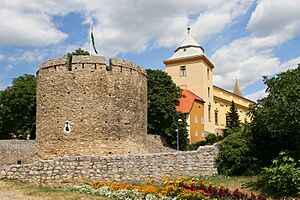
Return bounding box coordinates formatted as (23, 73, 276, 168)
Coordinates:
(199, 175, 258, 194)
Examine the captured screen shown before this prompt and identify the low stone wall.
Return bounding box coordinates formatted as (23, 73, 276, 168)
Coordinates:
(0, 145, 219, 185)
(0, 140, 35, 167)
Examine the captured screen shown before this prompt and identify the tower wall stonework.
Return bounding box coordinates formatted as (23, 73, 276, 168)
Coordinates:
(35, 56, 149, 160)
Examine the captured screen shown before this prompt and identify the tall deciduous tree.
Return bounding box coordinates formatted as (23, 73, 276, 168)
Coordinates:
(147, 69, 188, 150)
(250, 65, 300, 166)
(0, 74, 36, 139)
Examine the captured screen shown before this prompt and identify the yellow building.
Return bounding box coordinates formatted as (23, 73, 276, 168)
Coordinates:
(176, 89, 205, 144)
(164, 28, 255, 137)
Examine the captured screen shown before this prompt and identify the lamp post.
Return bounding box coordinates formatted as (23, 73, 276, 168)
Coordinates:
(177, 119, 183, 150)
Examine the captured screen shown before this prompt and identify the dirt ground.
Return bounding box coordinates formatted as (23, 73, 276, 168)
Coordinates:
(0, 181, 43, 200)
(0, 179, 109, 200)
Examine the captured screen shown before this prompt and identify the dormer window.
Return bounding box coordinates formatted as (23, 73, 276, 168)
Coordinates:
(180, 66, 186, 77)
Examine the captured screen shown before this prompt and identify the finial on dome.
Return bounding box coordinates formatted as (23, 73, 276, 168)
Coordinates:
(187, 27, 191, 35)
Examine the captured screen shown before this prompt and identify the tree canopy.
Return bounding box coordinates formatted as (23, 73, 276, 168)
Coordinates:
(250, 65, 300, 166)
(67, 48, 90, 56)
(146, 69, 188, 150)
(0, 74, 36, 139)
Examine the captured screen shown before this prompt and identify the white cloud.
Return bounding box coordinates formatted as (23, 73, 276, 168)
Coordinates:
(0, 4, 67, 46)
(0, 54, 4, 61)
(245, 88, 268, 102)
(1, 0, 300, 98)
(212, 36, 281, 90)
(278, 56, 300, 72)
(248, 0, 300, 38)
(211, 0, 300, 91)
(0, 0, 254, 53)
(245, 55, 300, 101)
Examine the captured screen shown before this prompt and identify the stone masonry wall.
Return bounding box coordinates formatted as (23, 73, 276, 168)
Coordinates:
(0, 140, 35, 167)
(35, 56, 150, 160)
(0, 145, 219, 185)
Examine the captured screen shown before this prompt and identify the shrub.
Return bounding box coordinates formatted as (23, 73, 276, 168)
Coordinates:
(253, 152, 300, 197)
(185, 134, 223, 151)
(216, 130, 256, 176)
(205, 133, 221, 145)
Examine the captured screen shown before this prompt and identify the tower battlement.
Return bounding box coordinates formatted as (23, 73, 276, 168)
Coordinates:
(35, 56, 148, 160)
(37, 56, 147, 77)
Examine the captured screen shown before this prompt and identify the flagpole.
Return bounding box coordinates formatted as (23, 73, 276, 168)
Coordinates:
(89, 20, 92, 55)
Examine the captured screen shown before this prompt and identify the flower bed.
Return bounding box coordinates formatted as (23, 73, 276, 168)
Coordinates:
(75, 177, 266, 200)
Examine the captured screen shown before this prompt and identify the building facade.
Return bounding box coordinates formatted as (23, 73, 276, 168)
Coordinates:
(164, 29, 254, 137)
(176, 89, 205, 144)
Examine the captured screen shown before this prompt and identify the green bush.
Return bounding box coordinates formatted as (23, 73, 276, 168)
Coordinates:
(185, 134, 223, 151)
(216, 130, 256, 176)
(205, 133, 221, 145)
(254, 152, 300, 197)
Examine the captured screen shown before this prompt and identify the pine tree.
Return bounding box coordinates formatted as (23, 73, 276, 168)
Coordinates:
(227, 101, 240, 131)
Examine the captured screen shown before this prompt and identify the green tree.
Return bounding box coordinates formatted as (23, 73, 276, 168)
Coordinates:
(226, 101, 240, 134)
(216, 125, 257, 175)
(67, 48, 90, 56)
(147, 69, 188, 150)
(0, 74, 36, 139)
(250, 65, 300, 167)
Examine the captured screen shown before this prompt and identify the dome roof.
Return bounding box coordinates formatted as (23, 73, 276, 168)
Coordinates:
(166, 30, 204, 60)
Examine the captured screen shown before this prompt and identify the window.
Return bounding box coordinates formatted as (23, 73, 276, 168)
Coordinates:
(201, 116, 204, 124)
(194, 115, 198, 124)
(215, 111, 218, 125)
(202, 131, 205, 138)
(180, 66, 186, 77)
(207, 68, 210, 80)
(195, 131, 199, 137)
(208, 87, 210, 98)
(208, 105, 211, 122)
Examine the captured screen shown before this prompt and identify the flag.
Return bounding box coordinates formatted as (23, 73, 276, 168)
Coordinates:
(90, 20, 98, 54)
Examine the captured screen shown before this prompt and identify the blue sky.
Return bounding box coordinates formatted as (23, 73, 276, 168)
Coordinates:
(1, 0, 300, 101)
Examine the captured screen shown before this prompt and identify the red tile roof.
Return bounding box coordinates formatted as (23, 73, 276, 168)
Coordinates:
(176, 89, 205, 113)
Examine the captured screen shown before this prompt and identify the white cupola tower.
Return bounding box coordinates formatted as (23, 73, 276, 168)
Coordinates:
(164, 28, 215, 134)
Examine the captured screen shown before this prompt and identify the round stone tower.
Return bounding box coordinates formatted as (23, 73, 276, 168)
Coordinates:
(35, 56, 148, 160)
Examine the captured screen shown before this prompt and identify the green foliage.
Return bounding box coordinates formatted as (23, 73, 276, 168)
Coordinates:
(226, 101, 240, 133)
(185, 140, 207, 151)
(146, 69, 188, 150)
(251, 152, 300, 197)
(205, 133, 220, 144)
(67, 48, 90, 56)
(216, 125, 256, 176)
(185, 133, 223, 151)
(0, 74, 36, 139)
(250, 65, 300, 167)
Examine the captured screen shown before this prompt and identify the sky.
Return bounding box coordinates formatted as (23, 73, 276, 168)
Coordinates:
(0, 0, 300, 101)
